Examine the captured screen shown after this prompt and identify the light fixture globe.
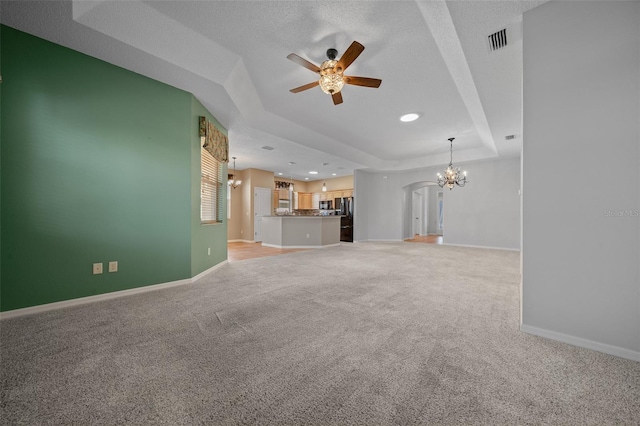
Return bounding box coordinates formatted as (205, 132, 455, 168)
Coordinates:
(318, 59, 344, 95)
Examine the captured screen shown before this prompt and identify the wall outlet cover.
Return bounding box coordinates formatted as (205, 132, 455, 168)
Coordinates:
(108, 261, 118, 272)
(93, 263, 103, 275)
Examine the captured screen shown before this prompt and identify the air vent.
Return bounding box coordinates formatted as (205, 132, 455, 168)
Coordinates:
(505, 134, 516, 140)
(488, 28, 507, 52)
(261, 145, 274, 150)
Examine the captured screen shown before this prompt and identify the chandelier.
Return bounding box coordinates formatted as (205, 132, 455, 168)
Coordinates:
(228, 157, 242, 189)
(437, 138, 468, 190)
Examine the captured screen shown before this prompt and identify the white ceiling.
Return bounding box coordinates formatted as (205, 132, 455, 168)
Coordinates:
(1, 0, 548, 181)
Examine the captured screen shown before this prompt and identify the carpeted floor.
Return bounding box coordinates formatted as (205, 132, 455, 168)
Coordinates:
(1, 242, 639, 424)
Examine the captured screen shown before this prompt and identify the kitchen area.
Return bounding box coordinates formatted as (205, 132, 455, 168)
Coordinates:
(263, 180, 354, 248)
(226, 168, 354, 249)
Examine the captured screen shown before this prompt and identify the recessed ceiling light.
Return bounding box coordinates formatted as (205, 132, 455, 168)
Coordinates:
(400, 113, 420, 122)
(309, 171, 318, 175)
(278, 172, 283, 176)
(332, 173, 337, 176)
(304, 177, 309, 180)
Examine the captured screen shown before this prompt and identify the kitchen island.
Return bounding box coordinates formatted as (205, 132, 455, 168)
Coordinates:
(261, 216, 341, 249)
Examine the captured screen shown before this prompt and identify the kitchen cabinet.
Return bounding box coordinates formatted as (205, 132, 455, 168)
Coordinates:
(299, 192, 312, 209)
(278, 188, 291, 200)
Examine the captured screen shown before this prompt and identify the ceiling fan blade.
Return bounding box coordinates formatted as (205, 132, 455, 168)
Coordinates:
(287, 53, 320, 73)
(290, 81, 319, 93)
(336, 41, 365, 72)
(344, 76, 382, 88)
(332, 92, 343, 105)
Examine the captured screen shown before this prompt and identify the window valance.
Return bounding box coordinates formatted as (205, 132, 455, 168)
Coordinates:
(199, 116, 228, 163)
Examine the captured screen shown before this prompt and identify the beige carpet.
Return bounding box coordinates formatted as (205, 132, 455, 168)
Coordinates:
(1, 242, 639, 424)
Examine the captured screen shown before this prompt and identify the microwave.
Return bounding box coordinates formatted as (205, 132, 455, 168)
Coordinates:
(319, 200, 333, 210)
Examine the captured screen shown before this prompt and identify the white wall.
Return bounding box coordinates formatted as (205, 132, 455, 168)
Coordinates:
(354, 156, 521, 249)
(445, 157, 520, 249)
(522, 1, 640, 360)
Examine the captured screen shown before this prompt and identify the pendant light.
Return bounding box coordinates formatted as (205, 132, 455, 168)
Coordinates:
(228, 157, 242, 189)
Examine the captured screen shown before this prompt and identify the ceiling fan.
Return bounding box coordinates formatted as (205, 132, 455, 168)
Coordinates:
(287, 41, 382, 106)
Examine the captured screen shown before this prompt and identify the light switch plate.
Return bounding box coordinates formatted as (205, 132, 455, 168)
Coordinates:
(108, 261, 118, 272)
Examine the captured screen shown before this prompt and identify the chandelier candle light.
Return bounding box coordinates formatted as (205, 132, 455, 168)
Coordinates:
(228, 157, 242, 189)
(437, 138, 468, 190)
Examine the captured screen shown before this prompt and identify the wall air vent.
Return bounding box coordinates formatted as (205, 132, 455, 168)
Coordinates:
(488, 28, 507, 52)
(505, 134, 516, 140)
(261, 145, 274, 150)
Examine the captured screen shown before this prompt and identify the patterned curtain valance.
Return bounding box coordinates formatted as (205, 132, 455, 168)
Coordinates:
(199, 116, 228, 163)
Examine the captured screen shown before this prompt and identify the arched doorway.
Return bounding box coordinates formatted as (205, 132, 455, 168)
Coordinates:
(401, 181, 442, 241)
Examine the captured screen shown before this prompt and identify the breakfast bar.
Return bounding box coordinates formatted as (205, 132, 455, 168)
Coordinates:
(261, 216, 341, 249)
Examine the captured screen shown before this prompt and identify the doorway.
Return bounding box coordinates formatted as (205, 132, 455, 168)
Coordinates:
(402, 181, 440, 241)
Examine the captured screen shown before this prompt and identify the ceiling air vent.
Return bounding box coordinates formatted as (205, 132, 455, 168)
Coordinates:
(487, 28, 507, 52)
(261, 145, 274, 151)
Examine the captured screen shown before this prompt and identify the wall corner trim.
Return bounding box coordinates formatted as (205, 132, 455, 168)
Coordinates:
(520, 324, 640, 362)
(0, 261, 229, 320)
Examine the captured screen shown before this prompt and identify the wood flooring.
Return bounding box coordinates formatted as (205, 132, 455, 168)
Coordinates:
(229, 235, 440, 262)
(405, 234, 443, 244)
(227, 241, 309, 262)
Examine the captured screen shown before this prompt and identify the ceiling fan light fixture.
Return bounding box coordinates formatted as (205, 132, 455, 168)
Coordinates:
(319, 59, 344, 95)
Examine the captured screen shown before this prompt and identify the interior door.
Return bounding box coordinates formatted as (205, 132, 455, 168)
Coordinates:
(413, 191, 422, 236)
(254, 187, 272, 242)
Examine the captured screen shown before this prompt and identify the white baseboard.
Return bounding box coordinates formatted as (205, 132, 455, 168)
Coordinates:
(192, 260, 228, 282)
(0, 261, 228, 320)
(227, 239, 255, 243)
(443, 242, 520, 252)
(520, 324, 640, 362)
(362, 239, 404, 242)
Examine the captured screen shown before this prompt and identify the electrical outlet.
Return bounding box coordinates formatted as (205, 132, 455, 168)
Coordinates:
(93, 263, 103, 275)
(207, 248, 211, 255)
(108, 261, 118, 273)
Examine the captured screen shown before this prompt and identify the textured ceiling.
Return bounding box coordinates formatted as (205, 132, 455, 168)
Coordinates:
(1, 0, 548, 181)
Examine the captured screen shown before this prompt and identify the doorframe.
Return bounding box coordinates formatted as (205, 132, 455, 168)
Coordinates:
(401, 181, 439, 240)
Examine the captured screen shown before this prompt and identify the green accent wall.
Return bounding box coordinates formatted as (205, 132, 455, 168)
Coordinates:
(0, 25, 227, 311)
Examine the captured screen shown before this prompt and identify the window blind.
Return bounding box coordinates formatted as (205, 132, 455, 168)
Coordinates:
(201, 147, 223, 224)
